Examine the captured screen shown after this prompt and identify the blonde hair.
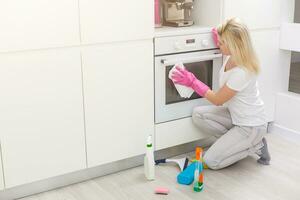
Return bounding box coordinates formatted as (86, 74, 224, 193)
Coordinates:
(217, 18, 260, 74)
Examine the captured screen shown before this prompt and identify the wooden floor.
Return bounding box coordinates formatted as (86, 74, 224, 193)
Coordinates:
(21, 133, 300, 200)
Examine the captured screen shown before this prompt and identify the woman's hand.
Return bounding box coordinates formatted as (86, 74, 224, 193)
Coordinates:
(171, 66, 210, 97)
(171, 66, 196, 87)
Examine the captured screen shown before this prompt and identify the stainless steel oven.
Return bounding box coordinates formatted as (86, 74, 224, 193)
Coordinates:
(154, 32, 223, 124)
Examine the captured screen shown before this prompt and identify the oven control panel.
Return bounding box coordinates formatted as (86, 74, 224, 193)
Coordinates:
(155, 33, 217, 55)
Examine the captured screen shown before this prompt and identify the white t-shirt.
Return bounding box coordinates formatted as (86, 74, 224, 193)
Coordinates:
(219, 56, 267, 126)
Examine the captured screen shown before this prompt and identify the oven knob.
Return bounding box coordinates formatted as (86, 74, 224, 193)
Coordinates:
(174, 42, 182, 50)
(201, 39, 209, 47)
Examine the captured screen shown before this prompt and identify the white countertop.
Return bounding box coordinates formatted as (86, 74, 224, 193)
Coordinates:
(154, 25, 213, 38)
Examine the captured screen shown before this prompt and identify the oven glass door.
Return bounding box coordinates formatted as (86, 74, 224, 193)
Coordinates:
(165, 60, 213, 104)
(155, 49, 222, 124)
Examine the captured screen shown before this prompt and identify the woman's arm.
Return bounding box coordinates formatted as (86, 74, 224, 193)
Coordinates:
(171, 66, 237, 105)
(204, 85, 236, 106)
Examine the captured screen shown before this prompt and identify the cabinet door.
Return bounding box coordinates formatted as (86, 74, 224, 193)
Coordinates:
(79, 0, 154, 44)
(156, 118, 207, 150)
(223, 0, 281, 29)
(251, 30, 290, 121)
(0, 143, 4, 190)
(0, 48, 86, 188)
(82, 40, 154, 167)
(0, 0, 80, 52)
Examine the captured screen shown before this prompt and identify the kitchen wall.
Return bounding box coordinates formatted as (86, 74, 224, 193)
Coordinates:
(273, 92, 300, 137)
(273, 0, 300, 137)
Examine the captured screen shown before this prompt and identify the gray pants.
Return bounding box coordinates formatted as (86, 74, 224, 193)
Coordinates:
(192, 105, 266, 170)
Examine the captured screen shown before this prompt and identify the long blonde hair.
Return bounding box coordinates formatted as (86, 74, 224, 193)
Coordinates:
(217, 18, 260, 74)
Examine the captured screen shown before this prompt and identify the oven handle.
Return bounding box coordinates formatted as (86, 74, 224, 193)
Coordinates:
(161, 53, 222, 65)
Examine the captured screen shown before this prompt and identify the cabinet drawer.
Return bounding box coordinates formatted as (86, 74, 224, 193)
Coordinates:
(155, 118, 207, 150)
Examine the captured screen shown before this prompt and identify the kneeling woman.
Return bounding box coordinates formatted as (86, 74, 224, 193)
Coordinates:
(171, 18, 271, 170)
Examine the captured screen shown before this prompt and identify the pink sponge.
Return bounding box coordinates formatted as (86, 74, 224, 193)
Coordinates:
(154, 187, 169, 195)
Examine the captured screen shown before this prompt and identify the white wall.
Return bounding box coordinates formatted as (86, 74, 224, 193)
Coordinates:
(274, 92, 300, 135)
(252, 30, 291, 121)
(274, 0, 300, 135)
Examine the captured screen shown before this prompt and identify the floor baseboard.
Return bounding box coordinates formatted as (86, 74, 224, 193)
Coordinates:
(269, 122, 300, 142)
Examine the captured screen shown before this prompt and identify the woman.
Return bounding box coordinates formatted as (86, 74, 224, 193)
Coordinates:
(171, 18, 271, 170)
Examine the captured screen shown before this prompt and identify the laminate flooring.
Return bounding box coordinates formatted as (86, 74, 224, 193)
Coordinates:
(20, 133, 300, 200)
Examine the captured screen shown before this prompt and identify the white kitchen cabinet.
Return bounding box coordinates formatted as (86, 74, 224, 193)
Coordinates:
(79, 0, 154, 44)
(81, 40, 154, 168)
(223, 0, 282, 29)
(0, 143, 4, 190)
(251, 30, 290, 121)
(0, 48, 86, 188)
(194, 0, 293, 29)
(0, 0, 80, 52)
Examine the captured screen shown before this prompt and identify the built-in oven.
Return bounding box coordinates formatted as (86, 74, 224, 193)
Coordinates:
(154, 32, 223, 124)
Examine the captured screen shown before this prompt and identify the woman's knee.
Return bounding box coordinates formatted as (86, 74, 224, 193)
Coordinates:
(192, 106, 209, 124)
(192, 107, 218, 136)
(192, 111, 207, 131)
(203, 153, 222, 170)
(192, 108, 202, 122)
(192, 105, 220, 122)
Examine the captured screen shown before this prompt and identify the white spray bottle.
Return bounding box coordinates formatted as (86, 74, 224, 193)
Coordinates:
(144, 135, 155, 180)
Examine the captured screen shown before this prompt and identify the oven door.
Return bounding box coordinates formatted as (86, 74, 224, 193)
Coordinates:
(155, 49, 222, 124)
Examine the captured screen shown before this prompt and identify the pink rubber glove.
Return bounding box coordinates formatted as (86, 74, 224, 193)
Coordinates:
(212, 28, 219, 47)
(171, 66, 210, 97)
